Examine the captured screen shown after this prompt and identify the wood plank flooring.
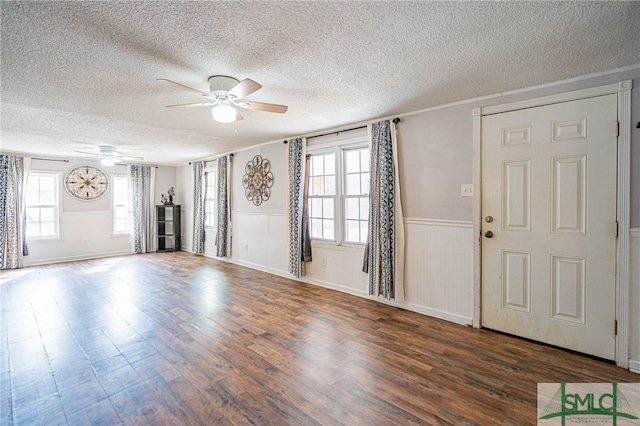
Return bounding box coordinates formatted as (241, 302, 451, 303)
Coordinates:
(1, 252, 637, 425)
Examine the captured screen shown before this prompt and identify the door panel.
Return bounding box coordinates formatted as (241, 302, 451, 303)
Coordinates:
(481, 94, 617, 360)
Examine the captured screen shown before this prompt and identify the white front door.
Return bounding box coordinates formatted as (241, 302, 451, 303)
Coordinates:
(481, 94, 618, 360)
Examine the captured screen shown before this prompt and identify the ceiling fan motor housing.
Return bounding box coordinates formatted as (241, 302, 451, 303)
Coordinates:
(208, 75, 239, 97)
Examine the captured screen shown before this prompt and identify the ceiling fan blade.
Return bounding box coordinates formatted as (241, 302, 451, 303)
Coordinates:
(242, 101, 288, 114)
(73, 150, 100, 156)
(157, 78, 211, 98)
(165, 102, 217, 108)
(120, 155, 145, 161)
(227, 78, 261, 99)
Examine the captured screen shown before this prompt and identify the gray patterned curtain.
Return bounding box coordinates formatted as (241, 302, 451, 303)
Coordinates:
(1, 155, 30, 269)
(215, 155, 230, 257)
(363, 120, 405, 301)
(192, 161, 206, 255)
(130, 165, 156, 254)
(287, 138, 311, 277)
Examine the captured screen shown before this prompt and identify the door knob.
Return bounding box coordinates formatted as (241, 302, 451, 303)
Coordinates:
(484, 231, 494, 238)
(485, 216, 493, 223)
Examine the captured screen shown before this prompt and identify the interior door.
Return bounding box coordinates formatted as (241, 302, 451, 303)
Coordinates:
(481, 94, 618, 360)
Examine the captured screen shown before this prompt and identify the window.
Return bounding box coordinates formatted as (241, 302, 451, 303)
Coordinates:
(112, 175, 129, 234)
(343, 147, 369, 244)
(26, 172, 59, 239)
(308, 152, 336, 240)
(204, 167, 217, 228)
(308, 144, 369, 244)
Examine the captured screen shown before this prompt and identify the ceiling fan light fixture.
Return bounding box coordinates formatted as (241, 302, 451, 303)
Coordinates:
(211, 104, 236, 123)
(101, 157, 117, 167)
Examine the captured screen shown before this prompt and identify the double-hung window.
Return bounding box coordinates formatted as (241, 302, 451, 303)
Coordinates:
(204, 165, 218, 229)
(308, 152, 336, 240)
(25, 172, 60, 239)
(342, 147, 369, 244)
(112, 175, 129, 234)
(308, 141, 370, 245)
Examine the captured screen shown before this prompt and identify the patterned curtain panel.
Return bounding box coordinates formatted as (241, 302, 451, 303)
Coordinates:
(0, 155, 30, 269)
(300, 154, 312, 275)
(130, 165, 156, 254)
(363, 120, 406, 301)
(287, 138, 304, 277)
(192, 161, 206, 255)
(215, 155, 230, 257)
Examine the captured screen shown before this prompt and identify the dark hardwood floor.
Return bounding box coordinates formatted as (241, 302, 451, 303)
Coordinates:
(1, 252, 637, 425)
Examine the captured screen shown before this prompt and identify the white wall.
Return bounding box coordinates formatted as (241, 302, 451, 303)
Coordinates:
(24, 158, 177, 266)
(181, 66, 640, 369)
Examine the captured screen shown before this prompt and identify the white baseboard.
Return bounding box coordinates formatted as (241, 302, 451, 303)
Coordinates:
(23, 250, 132, 267)
(629, 359, 640, 374)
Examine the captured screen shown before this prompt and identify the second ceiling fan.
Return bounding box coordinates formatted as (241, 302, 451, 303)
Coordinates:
(159, 75, 288, 123)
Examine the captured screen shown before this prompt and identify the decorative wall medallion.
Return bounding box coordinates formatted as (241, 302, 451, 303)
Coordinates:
(242, 155, 273, 206)
(64, 165, 109, 201)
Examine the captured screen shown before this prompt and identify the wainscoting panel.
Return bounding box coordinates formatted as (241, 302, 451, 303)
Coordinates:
(23, 211, 131, 266)
(630, 228, 640, 373)
(402, 219, 474, 324)
(227, 214, 475, 326)
(231, 211, 288, 275)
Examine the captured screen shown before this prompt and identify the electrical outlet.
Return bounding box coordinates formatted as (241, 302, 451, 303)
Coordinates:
(76, 240, 88, 246)
(321, 257, 327, 267)
(461, 184, 474, 197)
(244, 243, 249, 252)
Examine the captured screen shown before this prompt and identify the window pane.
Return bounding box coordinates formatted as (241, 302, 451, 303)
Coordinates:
(345, 150, 359, 173)
(324, 153, 335, 174)
(311, 198, 322, 218)
(40, 190, 55, 205)
(312, 177, 324, 196)
(40, 207, 54, 222)
(323, 219, 334, 240)
(345, 174, 359, 195)
(346, 220, 360, 242)
(345, 198, 359, 219)
(324, 175, 335, 195)
(26, 222, 39, 237)
(360, 198, 369, 220)
(40, 176, 55, 191)
(311, 218, 323, 239)
(361, 149, 370, 172)
(360, 222, 368, 243)
(361, 173, 370, 194)
(115, 219, 127, 233)
(26, 207, 40, 222)
(323, 198, 334, 219)
(40, 222, 55, 237)
(26, 191, 39, 205)
(312, 156, 323, 175)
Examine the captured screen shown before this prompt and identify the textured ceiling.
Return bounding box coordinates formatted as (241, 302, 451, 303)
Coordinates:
(2, 1, 640, 166)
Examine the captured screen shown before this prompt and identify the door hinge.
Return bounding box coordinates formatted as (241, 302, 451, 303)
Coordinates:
(615, 121, 620, 137)
(614, 320, 618, 336)
(614, 221, 619, 238)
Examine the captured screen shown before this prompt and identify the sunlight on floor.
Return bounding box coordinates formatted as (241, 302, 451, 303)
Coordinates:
(0, 268, 33, 285)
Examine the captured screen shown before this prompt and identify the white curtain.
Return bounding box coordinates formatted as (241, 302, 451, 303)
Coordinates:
(287, 138, 311, 277)
(0, 155, 31, 269)
(363, 120, 405, 301)
(215, 155, 231, 257)
(129, 165, 156, 253)
(192, 161, 206, 255)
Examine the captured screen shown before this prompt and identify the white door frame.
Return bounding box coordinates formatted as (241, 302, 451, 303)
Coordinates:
(472, 80, 633, 368)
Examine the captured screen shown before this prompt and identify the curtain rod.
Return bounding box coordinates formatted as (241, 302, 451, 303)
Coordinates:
(31, 157, 69, 162)
(188, 153, 233, 165)
(283, 117, 400, 144)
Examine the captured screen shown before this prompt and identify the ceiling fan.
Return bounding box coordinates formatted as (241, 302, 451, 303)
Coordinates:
(73, 145, 144, 166)
(158, 75, 288, 123)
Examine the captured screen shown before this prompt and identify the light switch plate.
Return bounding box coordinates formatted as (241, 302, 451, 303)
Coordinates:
(461, 184, 474, 197)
